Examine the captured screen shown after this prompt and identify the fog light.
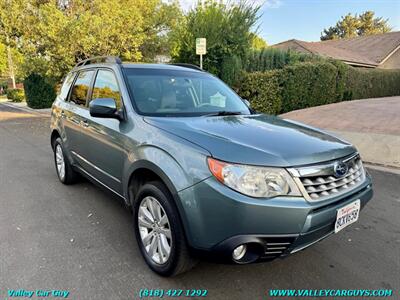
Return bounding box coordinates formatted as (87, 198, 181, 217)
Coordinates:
(232, 244, 247, 261)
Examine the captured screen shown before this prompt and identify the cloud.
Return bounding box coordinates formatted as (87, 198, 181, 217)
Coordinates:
(264, 0, 282, 9)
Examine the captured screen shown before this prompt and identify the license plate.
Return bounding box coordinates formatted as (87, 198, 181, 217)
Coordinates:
(335, 200, 360, 233)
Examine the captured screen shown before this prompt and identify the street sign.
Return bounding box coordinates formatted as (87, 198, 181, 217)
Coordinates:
(196, 38, 207, 55)
(196, 38, 206, 69)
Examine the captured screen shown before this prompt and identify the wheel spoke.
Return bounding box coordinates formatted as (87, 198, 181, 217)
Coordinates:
(149, 234, 158, 257)
(154, 203, 162, 222)
(159, 214, 168, 226)
(138, 217, 152, 229)
(157, 236, 164, 263)
(159, 234, 170, 258)
(147, 199, 158, 221)
(142, 232, 154, 246)
(139, 206, 154, 223)
(159, 227, 171, 239)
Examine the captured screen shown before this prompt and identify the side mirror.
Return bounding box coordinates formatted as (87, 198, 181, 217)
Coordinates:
(243, 98, 257, 114)
(89, 98, 122, 120)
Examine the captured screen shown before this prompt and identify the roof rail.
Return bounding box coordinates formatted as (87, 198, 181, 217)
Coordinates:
(169, 63, 203, 71)
(74, 56, 122, 68)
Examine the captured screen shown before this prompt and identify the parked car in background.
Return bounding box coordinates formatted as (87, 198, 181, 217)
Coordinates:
(50, 56, 373, 276)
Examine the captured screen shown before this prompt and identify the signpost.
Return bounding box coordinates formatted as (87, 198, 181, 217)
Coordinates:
(196, 38, 206, 69)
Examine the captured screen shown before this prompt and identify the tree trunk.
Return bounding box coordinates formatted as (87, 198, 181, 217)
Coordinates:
(6, 36, 16, 89)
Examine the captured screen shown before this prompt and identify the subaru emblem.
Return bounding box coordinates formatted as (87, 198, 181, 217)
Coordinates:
(334, 162, 348, 178)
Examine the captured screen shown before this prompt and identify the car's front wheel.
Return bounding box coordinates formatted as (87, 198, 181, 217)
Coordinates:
(133, 181, 197, 276)
(53, 137, 79, 184)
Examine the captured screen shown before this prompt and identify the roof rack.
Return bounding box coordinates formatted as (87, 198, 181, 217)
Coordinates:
(74, 56, 122, 68)
(169, 63, 203, 71)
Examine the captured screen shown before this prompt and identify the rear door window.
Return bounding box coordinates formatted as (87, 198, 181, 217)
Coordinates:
(58, 72, 75, 101)
(69, 70, 95, 107)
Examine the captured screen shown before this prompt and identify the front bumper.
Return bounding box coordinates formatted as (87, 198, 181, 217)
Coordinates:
(177, 173, 373, 262)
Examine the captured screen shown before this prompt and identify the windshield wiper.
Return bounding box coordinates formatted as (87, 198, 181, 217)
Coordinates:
(203, 111, 244, 117)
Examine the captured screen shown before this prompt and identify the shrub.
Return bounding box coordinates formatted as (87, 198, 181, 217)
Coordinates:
(6, 88, 25, 102)
(24, 73, 57, 109)
(171, 1, 260, 78)
(246, 48, 323, 72)
(237, 70, 282, 114)
(279, 62, 338, 113)
(221, 55, 243, 86)
(344, 67, 400, 100)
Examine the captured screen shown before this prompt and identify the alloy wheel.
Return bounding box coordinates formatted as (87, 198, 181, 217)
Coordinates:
(55, 144, 66, 180)
(138, 196, 172, 265)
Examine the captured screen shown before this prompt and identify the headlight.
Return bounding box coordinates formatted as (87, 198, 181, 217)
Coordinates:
(207, 157, 301, 198)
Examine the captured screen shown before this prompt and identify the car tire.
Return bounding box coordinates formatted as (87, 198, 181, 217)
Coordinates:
(133, 181, 197, 276)
(53, 137, 79, 185)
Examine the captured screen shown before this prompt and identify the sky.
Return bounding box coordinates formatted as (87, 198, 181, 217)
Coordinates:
(178, 0, 400, 45)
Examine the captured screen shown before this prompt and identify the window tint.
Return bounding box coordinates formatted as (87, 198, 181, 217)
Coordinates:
(70, 70, 95, 107)
(58, 72, 75, 101)
(91, 70, 121, 109)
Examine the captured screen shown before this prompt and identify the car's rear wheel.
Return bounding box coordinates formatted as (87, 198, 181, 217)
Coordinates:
(53, 137, 79, 184)
(133, 181, 197, 276)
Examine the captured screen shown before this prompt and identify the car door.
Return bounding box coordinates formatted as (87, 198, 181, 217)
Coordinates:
(77, 68, 128, 195)
(63, 69, 95, 166)
(54, 71, 76, 150)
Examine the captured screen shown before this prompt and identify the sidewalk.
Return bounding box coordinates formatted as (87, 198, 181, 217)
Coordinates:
(281, 96, 400, 169)
(0, 98, 51, 116)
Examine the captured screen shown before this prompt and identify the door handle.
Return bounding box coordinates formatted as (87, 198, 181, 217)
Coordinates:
(60, 110, 66, 118)
(80, 120, 89, 128)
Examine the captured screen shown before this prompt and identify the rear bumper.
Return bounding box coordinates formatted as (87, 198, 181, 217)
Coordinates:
(177, 173, 373, 262)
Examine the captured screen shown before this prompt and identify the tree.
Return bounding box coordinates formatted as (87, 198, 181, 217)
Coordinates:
(0, 43, 7, 76)
(0, 0, 27, 87)
(321, 11, 392, 41)
(170, 0, 260, 77)
(251, 33, 267, 50)
(0, 0, 182, 81)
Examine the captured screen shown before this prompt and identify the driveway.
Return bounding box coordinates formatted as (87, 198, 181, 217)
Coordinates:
(281, 96, 400, 168)
(0, 104, 399, 299)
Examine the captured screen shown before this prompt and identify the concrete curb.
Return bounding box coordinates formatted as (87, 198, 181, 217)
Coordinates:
(329, 130, 400, 170)
(364, 163, 400, 175)
(0, 101, 51, 116)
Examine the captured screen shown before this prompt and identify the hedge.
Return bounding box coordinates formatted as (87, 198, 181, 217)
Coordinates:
(279, 62, 338, 113)
(344, 67, 400, 100)
(24, 73, 57, 109)
(6, 88, 25, 103)
(246, 48, 323, 72)
(237, 71, 282, 114)
(236, 62, 400, 114)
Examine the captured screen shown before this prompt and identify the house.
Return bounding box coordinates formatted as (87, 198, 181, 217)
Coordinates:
(272, 31, 400, 69)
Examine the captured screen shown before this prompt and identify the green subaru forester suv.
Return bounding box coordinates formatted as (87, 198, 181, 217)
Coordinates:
(50, 56, 373, 276)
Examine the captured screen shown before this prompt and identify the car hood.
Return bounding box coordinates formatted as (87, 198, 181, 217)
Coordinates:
(144, 114, 356, 167)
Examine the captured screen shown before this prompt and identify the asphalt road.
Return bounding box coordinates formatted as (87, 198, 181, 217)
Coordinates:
(0, 103, 399, 300)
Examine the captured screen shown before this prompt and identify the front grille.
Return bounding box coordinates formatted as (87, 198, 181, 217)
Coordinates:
(294, 154, 365, 201)
(260, 236, 296, 259)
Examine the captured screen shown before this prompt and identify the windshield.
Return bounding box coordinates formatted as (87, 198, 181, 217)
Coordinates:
(123, 68, 250, 116)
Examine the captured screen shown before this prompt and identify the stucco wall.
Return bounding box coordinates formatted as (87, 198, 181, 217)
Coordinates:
(379, 48, 400, 69)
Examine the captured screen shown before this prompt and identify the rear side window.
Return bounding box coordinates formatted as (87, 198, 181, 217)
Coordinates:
(69, 70, 95, 107)
(58, 73, 75, 101)
(90, 70, 122, 109)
